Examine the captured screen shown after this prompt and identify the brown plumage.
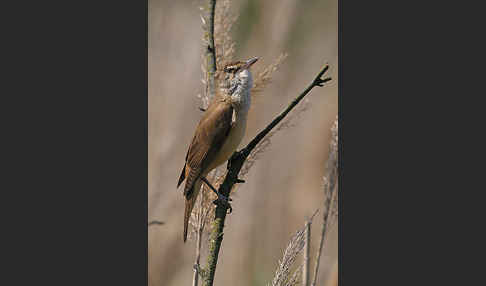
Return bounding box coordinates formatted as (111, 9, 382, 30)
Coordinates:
(177, 57, 258, 243)
(178, 96, 233, 242)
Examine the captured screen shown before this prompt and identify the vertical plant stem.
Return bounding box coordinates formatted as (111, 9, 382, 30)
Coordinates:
(202, 154, 244, 286)
(310, 119, 338, 286)
(192, 228, 203, 286)
(205, 0, 217, 101)
(204, 214, 226, 286)
(310, 207, 330, 286)
(303, 220, 311, 286)
(192, 191, 205, 286)
(200, 1, 218, 282)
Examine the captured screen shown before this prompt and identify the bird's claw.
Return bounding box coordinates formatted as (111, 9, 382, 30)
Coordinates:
(235, 178, 245, 183)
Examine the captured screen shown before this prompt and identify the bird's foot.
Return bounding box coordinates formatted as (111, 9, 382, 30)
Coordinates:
(235, 178, 245, 184)
(200, 176, 232, 213)
(213, 193, 233, 214)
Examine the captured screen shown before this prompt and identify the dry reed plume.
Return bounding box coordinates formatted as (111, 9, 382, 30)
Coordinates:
(311, 116, 338, 286)
(270, 210, 318, 286)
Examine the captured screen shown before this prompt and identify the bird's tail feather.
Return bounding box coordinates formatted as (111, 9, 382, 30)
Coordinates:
(183, 196, 193, 243)
(183, 179, 201, 243)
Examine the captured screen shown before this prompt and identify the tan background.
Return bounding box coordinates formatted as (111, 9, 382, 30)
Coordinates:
(149, 0, 338, 285)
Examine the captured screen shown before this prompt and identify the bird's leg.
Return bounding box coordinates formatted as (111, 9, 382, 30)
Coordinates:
(200, 176, 233, 213)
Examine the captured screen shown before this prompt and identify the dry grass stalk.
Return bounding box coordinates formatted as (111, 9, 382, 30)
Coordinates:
(303, 220, 311, 286)
(214, 0, 237, 79)
(189, 169, 219, 285)
(252, 53, 288, 95)
(269, 211, 317, 286)
(188, 170, 218, 241)
(271, 227, 306, 286)
(288, 264, 303, 286)
(310, 116, 338, 286)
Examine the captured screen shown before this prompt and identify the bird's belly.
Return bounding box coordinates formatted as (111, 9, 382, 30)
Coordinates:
(208, 118, 247, 171)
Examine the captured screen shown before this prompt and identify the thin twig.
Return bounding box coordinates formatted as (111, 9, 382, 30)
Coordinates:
(202, 64, 332, 286)
(148, 221, 164, 226)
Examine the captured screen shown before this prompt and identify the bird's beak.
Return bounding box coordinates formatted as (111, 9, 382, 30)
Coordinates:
(244, 57, 259, 69)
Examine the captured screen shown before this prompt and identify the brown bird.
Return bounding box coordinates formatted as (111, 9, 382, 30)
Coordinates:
(177, 57, 259, 242)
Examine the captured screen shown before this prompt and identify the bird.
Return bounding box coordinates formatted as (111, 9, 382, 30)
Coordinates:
(177, 56, 259, 242)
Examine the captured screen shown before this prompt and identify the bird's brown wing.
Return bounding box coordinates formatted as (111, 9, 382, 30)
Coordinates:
(176, 93, 229, 188)
(181, 99, 233, 198)
(177, 151, 188, 188)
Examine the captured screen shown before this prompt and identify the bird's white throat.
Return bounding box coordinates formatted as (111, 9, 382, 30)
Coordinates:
(230, 69, 252, 115)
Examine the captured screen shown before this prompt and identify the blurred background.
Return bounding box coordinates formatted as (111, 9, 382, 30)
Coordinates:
(149, 0, 338, 285)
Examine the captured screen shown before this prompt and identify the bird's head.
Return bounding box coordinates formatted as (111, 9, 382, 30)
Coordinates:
(220, 57, 258, 106)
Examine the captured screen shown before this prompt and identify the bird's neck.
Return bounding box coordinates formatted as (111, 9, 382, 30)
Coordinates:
(231, 87, 251, 118)
(229, 71, 253, 117)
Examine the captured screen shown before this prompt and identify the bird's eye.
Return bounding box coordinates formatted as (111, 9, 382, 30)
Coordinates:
(225, 66, 238, 73)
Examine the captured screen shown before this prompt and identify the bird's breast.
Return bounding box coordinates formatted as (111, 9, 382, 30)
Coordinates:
(207, 111, 248, 171)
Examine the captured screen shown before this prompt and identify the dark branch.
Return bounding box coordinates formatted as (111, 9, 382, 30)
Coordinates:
(242, 65, 331, 157)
